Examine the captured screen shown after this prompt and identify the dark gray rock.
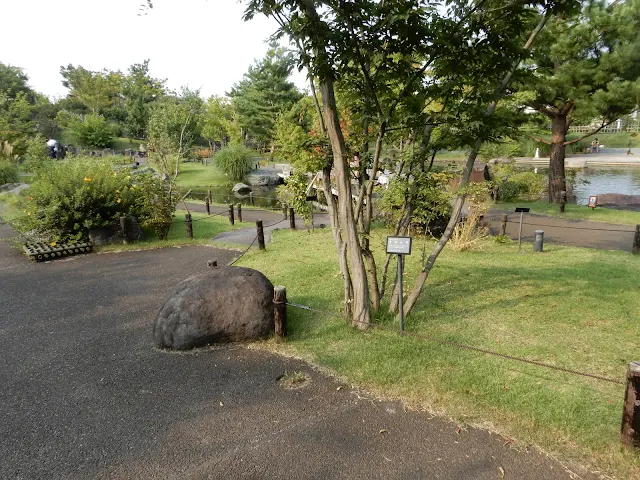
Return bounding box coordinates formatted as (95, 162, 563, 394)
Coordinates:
(246, 169, 283, 186)
(232, 183, 252, 193)
(153, 267, 275, 350)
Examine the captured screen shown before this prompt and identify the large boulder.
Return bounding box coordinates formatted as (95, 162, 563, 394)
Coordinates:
(232, 183, 252, 194)
(153, 266, 275, 350)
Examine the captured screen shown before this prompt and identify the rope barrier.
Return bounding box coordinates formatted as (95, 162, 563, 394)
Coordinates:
(284, 302, 624, 385)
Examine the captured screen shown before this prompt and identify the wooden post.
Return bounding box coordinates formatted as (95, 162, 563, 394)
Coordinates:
(273, 286, 287, 342)
(250, 192, 255, 206)
(621, 361, 640, 447)
(120, 216, 128, 244)
(205, 197, 210, 215)
(633, 225, 640, 255)
(207, 189, 212, 202)
(500, 214, 508, 236)
(282, 203, 288, 219)
(256, 220, 265, 250)
(560, 190, 566, 213)
(237, 203, 242, 223)
(289, 208, 296, 230)
(185, 213, 193, 239)
(228, 204, 235, 225)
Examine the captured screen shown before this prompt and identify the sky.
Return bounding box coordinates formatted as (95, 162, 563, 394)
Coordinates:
(2, 0, 307, 100)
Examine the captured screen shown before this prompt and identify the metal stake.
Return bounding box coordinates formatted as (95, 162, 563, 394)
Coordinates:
(398, 254, 405, 332)
(518, 211, 524, 251)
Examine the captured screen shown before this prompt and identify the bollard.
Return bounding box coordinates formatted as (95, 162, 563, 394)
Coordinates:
(208, 189, 212, 202)
(185, 213, 193, 239)
(560, 190, 566, 213)
(228, 204, 235, 225)
(500, 214, 508, 236)
(250, 192, 255, 206)
(289, 208, 296, 230)
(237, 203, 242, 223)
(120, 216, 128, 244)
(256, 220, 266, 250)
(205, 196, 210, 215)
(273, 286, 287, 342)
(282, 203, 288, 219)
(621, 361, 640, 448)
(633, 225, 640, 255)
(533, 230, 544, 252)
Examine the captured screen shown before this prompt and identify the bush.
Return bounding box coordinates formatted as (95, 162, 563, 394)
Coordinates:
(214, 144, 253, 181)
(0, 160, 18, 184)
(21, 135, 50, 173)
(277, 171, 312, 224)
(490, 164, 546, 202)
(11, 157, 175, 242)
(61, 113, 114, 148)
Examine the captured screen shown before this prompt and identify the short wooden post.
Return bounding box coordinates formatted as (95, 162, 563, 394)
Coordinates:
(250, 192, 255, 206)
(237, 203, 243, 223)
(207, 259, 217, 268)
(282, 203, 288, 219)
(289, 208, 296, 230)
(633, 225, 640, 255)
(185, 213, 193, 239)
(621, 361, 640, 447)
(256, 220, 266, 250)
(560, 190, 566, 213)
(120, 216, 128, 244)
(228, 204, 235, 225)
(273, 286, 287, 342)
(207, 189, 212, 201)
(205, 196, 210, 215)
(500, 214, 508, 236)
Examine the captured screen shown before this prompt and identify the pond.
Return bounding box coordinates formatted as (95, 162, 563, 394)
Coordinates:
(187, 185, 281, 209)
(520, 166, 640, 205)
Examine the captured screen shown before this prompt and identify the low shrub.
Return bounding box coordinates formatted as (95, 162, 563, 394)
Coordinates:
(11, 157, 176, 242)
(214, 144, 253, 181)
(490, 164, 546, 202)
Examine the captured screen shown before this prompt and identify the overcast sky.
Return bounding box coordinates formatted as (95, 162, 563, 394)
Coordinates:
(2, 0, 307, 99)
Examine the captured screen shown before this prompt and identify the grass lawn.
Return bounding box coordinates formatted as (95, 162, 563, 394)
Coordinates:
(98, 211, 250, 253)
(491, 201, 640, 226)
(237, 228, 640, 478)
(175, 162, 231, 189)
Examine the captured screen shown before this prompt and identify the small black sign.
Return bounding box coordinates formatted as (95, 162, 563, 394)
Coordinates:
(306, 195, 318, 202)
(515, 207, 530, 213)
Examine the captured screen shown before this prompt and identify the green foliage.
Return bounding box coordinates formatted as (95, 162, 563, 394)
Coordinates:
(213, 144, 253, 181)
(479, 138, 521, 160)
(21, 135, 50, 172)
(57, 112, 114, 148)
(229, 44, 302, 148)
(134, 173, 179, 240)
(121, 60, 166, 139)
(490, 164, 546, 202)
(276, 171, 312, 224)
(378, 171, 453, 231)
(201, 95, 234, 147)
(0, 160, 18, 184)
(12, 158, 141, 241)
(60, 64, 123, 117)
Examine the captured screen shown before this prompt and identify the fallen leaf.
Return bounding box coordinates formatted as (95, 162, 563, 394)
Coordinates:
(455, 427, 461, 435)
(337, 386, 343, 391)
(503, 385, 509, 390)
(379, 429, 387, 434)
(499, 466, 505, 478)
(219, 401, 224, 407)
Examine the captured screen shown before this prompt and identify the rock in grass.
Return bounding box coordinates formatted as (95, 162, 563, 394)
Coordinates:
(153, 267, 274, 350)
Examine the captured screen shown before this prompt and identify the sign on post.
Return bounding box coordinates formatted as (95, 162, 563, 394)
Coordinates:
(588, 195, 598, 209)
(515, 207, 530, 251)
(386, 236, 412, 332)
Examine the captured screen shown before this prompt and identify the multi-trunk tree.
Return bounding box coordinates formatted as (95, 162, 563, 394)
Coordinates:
(244, 0, 578, 324)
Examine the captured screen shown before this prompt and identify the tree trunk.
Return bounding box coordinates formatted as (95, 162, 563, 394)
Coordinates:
(549, 114, 568, 203)
(320, 82, 370, 329)
(322, 167, 353, 320)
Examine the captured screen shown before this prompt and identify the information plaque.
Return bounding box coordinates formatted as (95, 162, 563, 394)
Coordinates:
(386, 236, 412, 255)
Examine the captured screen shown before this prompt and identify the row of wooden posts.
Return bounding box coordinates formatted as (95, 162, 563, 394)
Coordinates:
(184, 199, 298, 250)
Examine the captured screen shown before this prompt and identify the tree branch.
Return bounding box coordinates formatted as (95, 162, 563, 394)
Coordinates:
(563, 119, 617, 145)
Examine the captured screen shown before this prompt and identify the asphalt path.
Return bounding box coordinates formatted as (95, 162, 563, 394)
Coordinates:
(0, 221, 593, 479)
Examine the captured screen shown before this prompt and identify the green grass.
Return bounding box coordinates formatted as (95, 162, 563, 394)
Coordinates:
(491, 201, 640, 226)
(238, 228, 640, 478)
(175, 162, 231, 189)
(98, 211, 250, 252)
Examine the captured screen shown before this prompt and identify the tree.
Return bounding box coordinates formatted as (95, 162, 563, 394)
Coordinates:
(244, 0, 577, 326)
(229, 44, 302, 150)
(520, 0, 640, 203)
(201, 95, 234, 151)
(0, 63, 35, 102)
(146, 89, 202, 182)
(121, 60, 166, 139)
(60, 64, 123, 117)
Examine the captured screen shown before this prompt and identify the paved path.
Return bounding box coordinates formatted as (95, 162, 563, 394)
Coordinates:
(485, 210, 637, 252)
(0, 221, 591, 479)
(515, 153, 640, 167)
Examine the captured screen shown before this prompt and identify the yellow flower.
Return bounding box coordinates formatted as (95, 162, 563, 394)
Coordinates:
(116, 198, 121, 203)
(115, 190, 120, 194)
(84, 177, 92, 182)
(51, 242, 56, 247)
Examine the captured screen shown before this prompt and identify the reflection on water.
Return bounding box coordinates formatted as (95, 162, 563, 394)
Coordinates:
(521, 166, 640, 205)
